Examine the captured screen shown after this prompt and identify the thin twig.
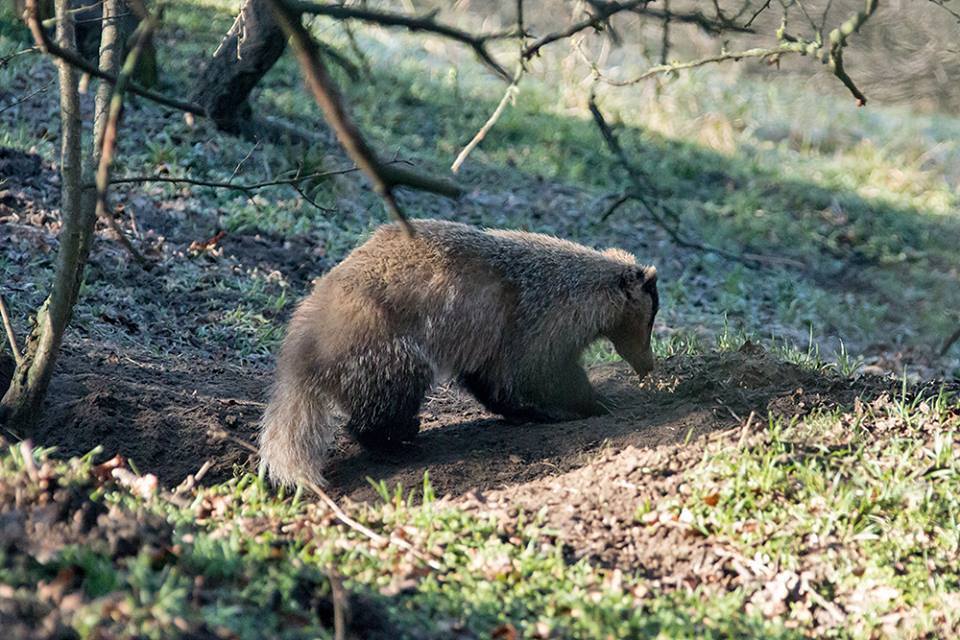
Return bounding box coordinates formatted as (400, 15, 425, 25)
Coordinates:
(100, 156, 408, 216)
(0, 294, 22, 367)
(173, 459, 213, 495)
(0, 79, 55, 115)
(305, 480, 443, 572)
(929, 0, 960, 22)
(0, 46, 39, 68)
(523, 0, 648, 59)
(229, 141, 261, 181)
(603, 43, 807, 85)
(103, 164, 373, 189)
(451, 65, 524, 173)
(744, 0, 774, 27)
(599, 191, 631, 222)
(630, 5, 755, 34)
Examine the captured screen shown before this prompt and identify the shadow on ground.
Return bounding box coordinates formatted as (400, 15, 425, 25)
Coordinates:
(24, 340, 891, 505)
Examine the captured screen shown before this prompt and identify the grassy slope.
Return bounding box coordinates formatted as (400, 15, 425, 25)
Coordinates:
(1, 1, 960, 637)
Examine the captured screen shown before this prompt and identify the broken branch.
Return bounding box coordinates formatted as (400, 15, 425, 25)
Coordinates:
(451, 65, 524, 173)
(288, 1, 514, 80)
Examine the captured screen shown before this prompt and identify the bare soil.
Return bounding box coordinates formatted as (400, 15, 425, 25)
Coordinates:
(27, 338, 870, 507)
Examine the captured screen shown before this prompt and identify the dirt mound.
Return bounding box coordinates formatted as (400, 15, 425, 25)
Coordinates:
(325, 342, 849, 501)
(28, 340, 864, 505)
(448, 348, 894, 579)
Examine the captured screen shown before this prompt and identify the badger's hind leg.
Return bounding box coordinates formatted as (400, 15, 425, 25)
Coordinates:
(341, 339, 433, 451)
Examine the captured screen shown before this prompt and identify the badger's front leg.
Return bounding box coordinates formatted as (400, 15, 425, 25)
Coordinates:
(530, 358, 609, 421)
(461, 358, 607, 423)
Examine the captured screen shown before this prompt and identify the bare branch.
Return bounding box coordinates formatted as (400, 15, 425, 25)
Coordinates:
(451, 65, 524, 173)
(288, 0, 514, 80)
(0, 294, 22, 367)
(103, 165, 366, 190)
(744, 0, 774, 27)
(826, 0, 879, 106)
(588, 92, 801, 269)
(0, 79, 55, 114)
(630, 6, 755, 34)
(0, 46, 38, 68)
(268, 0, 462, 231)
(603, 42, 808, 86)
(523, 0, 754, 60)
(101, 163, 410, 214)
(523, 0, 648, 60)
(929, 0, 960, 22)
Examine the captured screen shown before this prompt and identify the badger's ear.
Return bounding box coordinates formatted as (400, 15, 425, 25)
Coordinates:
(618, 265, 657, 297)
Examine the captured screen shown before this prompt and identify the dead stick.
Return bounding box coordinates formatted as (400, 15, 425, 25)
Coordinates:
(305, 480, 443, 571)
(0, 294, 22, 367)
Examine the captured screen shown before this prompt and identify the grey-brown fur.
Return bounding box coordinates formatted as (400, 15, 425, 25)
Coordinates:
(259, 219, 659, 486)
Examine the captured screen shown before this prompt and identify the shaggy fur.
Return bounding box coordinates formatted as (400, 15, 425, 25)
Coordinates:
(259, 219, 659, 486)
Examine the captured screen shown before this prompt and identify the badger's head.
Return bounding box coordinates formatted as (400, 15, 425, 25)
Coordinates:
(605, 263, 658, 379)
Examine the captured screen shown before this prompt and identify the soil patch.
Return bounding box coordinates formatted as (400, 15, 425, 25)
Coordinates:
(32, 344, 264, 486)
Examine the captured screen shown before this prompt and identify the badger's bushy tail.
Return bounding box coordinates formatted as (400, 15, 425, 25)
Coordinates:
(258, 378, 336, 487)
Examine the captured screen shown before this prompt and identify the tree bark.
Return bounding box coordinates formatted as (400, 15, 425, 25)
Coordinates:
(189, 0, 287, 133)
(0, 0, 114, 433)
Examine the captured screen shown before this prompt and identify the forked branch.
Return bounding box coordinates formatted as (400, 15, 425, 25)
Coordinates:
(588, 92, 801, 269)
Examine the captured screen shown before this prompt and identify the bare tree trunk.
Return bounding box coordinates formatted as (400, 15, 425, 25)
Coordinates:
(189, 0, 287, 133)
(80, 0, 120, 254)
(0, 0, 117, 433)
